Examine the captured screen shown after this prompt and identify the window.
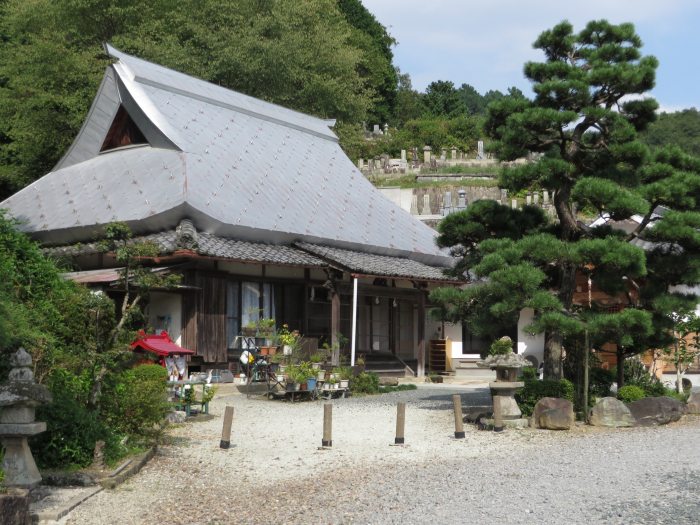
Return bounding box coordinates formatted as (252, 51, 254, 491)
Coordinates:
(101, 106, 148, 151)
(226, 280, 278, 349)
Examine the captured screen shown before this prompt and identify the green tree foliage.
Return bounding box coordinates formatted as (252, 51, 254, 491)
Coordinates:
(640, 108, 700, 157)
(391, 70, 426, 126)
(423, 80, 467, 118)
(0, 0, 385, 199)
(457, 83, 486, 115)
(338, 0, 397, 124)
(432, 21, 700, 390)
(0, 215, 173, 467)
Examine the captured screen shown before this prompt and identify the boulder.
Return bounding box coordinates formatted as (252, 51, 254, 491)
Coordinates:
(628, 396, 684, 426)
(686, 392, 700, 415)
(589, 397, 636, 427)
(532, 397, 574, 430)
(165, 411, 187, 424)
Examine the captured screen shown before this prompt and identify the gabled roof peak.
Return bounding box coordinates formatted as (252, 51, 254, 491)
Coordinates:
(104, 44, 338, 142)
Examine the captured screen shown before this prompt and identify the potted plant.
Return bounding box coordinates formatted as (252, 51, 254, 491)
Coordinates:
(285, 364, 302, 391)
(278, 324, 301, 356)
(334, 366, 352, 389)
(242, 320, 257, 337)
(309, 350, 327, 370)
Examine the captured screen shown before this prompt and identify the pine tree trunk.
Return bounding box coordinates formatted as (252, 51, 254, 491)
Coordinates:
(543, 261, 577, 380)
(544, 331, 564, 380)
(617, 348, 625, 389)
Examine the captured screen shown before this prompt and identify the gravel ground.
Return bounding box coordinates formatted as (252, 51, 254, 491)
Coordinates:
(63, 384, 700, 525)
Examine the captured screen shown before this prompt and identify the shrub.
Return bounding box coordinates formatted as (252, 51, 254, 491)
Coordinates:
(32, 370, 115, 468)
(589, 367, 615, 399)
(617, 359, 666, 397)
(489, 336, 513, 356)
(350, 371, 379, 394)
(101, 364, 169, 439)
(617, 385, 646, 403)
(515, 377, 575, 417)
(520, 366, 537, 381)
(663, 388, 690, 403)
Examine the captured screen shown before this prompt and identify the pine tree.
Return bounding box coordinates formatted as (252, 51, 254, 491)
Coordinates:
(432, 20, 700, 389)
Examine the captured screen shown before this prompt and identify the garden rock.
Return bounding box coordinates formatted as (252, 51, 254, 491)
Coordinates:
(628, 396, 684, 426)
(166, 411, 186, 424)
(686, 393, 700, 415)
(589, 397, 635, 427)
(532, 397, 574, 430)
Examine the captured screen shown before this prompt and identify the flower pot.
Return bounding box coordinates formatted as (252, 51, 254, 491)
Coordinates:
(317, 370, 326, 381)
(300, 382, 308, 391)
(242, 327, 257, 337)
(276, 375, 284, 382)
(311, 363, 321, 370)
(260, 347, 269, 356)
(306, 378, 317, 390)
(283, 345, 293, 356)
(339, 379, 349, 389)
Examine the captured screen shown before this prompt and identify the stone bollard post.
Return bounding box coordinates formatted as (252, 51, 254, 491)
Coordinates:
(220, 406, 234, 449)
(395, 402, 406, 444)
(322, 404, 333, 447)
(452, 394, 465, 439)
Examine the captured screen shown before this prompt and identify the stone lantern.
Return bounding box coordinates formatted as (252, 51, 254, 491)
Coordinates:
(478, 337, 530, 430)
(0, 348, 52, 488)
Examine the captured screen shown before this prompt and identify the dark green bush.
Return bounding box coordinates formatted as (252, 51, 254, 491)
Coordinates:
(520, 366, 537, 381)
(515, 377, 575, 417)
(617, 385, 646, 403)
(32, 370, 115, 468)
(350, 371, 379, 394)
(101, 364, 169, 438)
(589, 367, 615, 399)
(615, 359, 666, 397)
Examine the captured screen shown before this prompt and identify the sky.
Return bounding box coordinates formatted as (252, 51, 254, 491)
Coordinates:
(361, 0, 700, 112)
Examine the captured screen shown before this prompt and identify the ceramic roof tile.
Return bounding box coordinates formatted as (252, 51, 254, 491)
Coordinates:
(295, 242, 458, 282)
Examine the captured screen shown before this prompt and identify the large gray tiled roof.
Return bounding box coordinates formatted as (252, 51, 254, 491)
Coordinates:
(2, 45, 448, 266)
(295, 242, 456, 282)
(46, 221, 326, 267)
(46, 220, 457, 281)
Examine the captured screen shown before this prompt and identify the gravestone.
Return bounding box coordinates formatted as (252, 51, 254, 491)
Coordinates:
(421, 194, 431, 215)
(477, 140, 485, 159)
(423, 146, 432, 164)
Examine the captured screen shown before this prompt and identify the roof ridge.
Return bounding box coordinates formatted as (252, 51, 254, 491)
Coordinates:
(104, 44, 338, 142)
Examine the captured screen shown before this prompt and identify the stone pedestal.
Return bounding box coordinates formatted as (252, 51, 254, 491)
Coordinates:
(485, 381, 529, 429)
(0, 348, 51, 488)
(0, 430, 45, 488)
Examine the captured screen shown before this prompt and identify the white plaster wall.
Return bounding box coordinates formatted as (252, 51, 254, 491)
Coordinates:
(443, 323, 464, 357)
(517, 308, 545, 367)
(672, 285, 700, 315)
(378, 187, 402, 209)
(147, 292, 183, 345)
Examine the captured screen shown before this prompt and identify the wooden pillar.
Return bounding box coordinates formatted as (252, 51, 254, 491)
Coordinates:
(331, 291, 340, 366)
(417, 291, 426, 377)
